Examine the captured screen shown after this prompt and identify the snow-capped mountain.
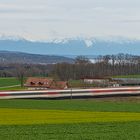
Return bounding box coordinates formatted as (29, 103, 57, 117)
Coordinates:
(0, 36, 140, 55)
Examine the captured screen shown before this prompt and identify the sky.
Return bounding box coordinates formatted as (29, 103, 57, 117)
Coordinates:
(0, 0, 140, 41)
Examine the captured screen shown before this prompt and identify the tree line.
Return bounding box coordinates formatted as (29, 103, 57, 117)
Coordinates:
(0, 53, 140, 84)
(51, 54, 140, 80)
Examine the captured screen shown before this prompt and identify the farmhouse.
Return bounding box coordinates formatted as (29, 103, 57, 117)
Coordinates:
(25, 77, 68, 89)
(83, 77, 109, 84)
(82, 77, 119, 87)
(112, 78, 140, 86)
(83, 77, 140, 87)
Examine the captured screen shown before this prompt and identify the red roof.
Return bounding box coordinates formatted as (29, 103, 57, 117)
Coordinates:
(51, 81, 68, 89)
(25, 77, 68, 89)
(25, 77, 53, 88)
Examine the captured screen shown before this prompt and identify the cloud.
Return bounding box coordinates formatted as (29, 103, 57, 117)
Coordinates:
(0, 3, 45, 14)
(121, 19, 140, 23)
(0, 0, 140, 40)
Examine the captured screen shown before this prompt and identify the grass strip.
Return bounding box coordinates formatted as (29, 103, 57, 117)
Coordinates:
(0, 100, 140, 112)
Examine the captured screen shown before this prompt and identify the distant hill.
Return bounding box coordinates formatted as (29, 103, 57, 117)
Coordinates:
(0, 51, 74, 64)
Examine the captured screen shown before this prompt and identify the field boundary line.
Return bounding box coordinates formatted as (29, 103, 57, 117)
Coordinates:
(0, 85, 20, 89)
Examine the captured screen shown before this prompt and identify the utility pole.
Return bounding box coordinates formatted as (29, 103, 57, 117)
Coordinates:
(70, 87, 72, 100)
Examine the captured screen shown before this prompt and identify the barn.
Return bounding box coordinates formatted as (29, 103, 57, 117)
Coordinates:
(25, 77, 68, 89)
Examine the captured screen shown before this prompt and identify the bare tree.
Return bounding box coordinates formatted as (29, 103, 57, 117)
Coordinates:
(75, 56, 91, 64)
(14, 64, 27, 87)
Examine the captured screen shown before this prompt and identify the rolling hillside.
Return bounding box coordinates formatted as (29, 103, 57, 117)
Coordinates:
(0, 51, 74, 64)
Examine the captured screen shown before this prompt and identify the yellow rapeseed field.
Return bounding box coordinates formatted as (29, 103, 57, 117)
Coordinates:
(0, 108, 140, 125)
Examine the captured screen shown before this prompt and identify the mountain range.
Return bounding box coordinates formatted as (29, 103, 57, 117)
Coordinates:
(0, 36, 140, 56)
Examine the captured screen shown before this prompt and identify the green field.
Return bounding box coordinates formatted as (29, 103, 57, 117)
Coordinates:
(0, 77, 20, 86)
(68, 80, 96, 88)
(0, 99, 140, 140)
(112, 75, 140, 78)
(0, 77, 27, 91)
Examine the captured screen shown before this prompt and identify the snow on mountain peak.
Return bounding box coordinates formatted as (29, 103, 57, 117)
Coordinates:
(0, 34, 26, 41)
(84, 40, 93, 47)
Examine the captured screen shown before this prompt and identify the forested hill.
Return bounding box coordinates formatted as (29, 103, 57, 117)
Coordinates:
(0, 51, 74, 64)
